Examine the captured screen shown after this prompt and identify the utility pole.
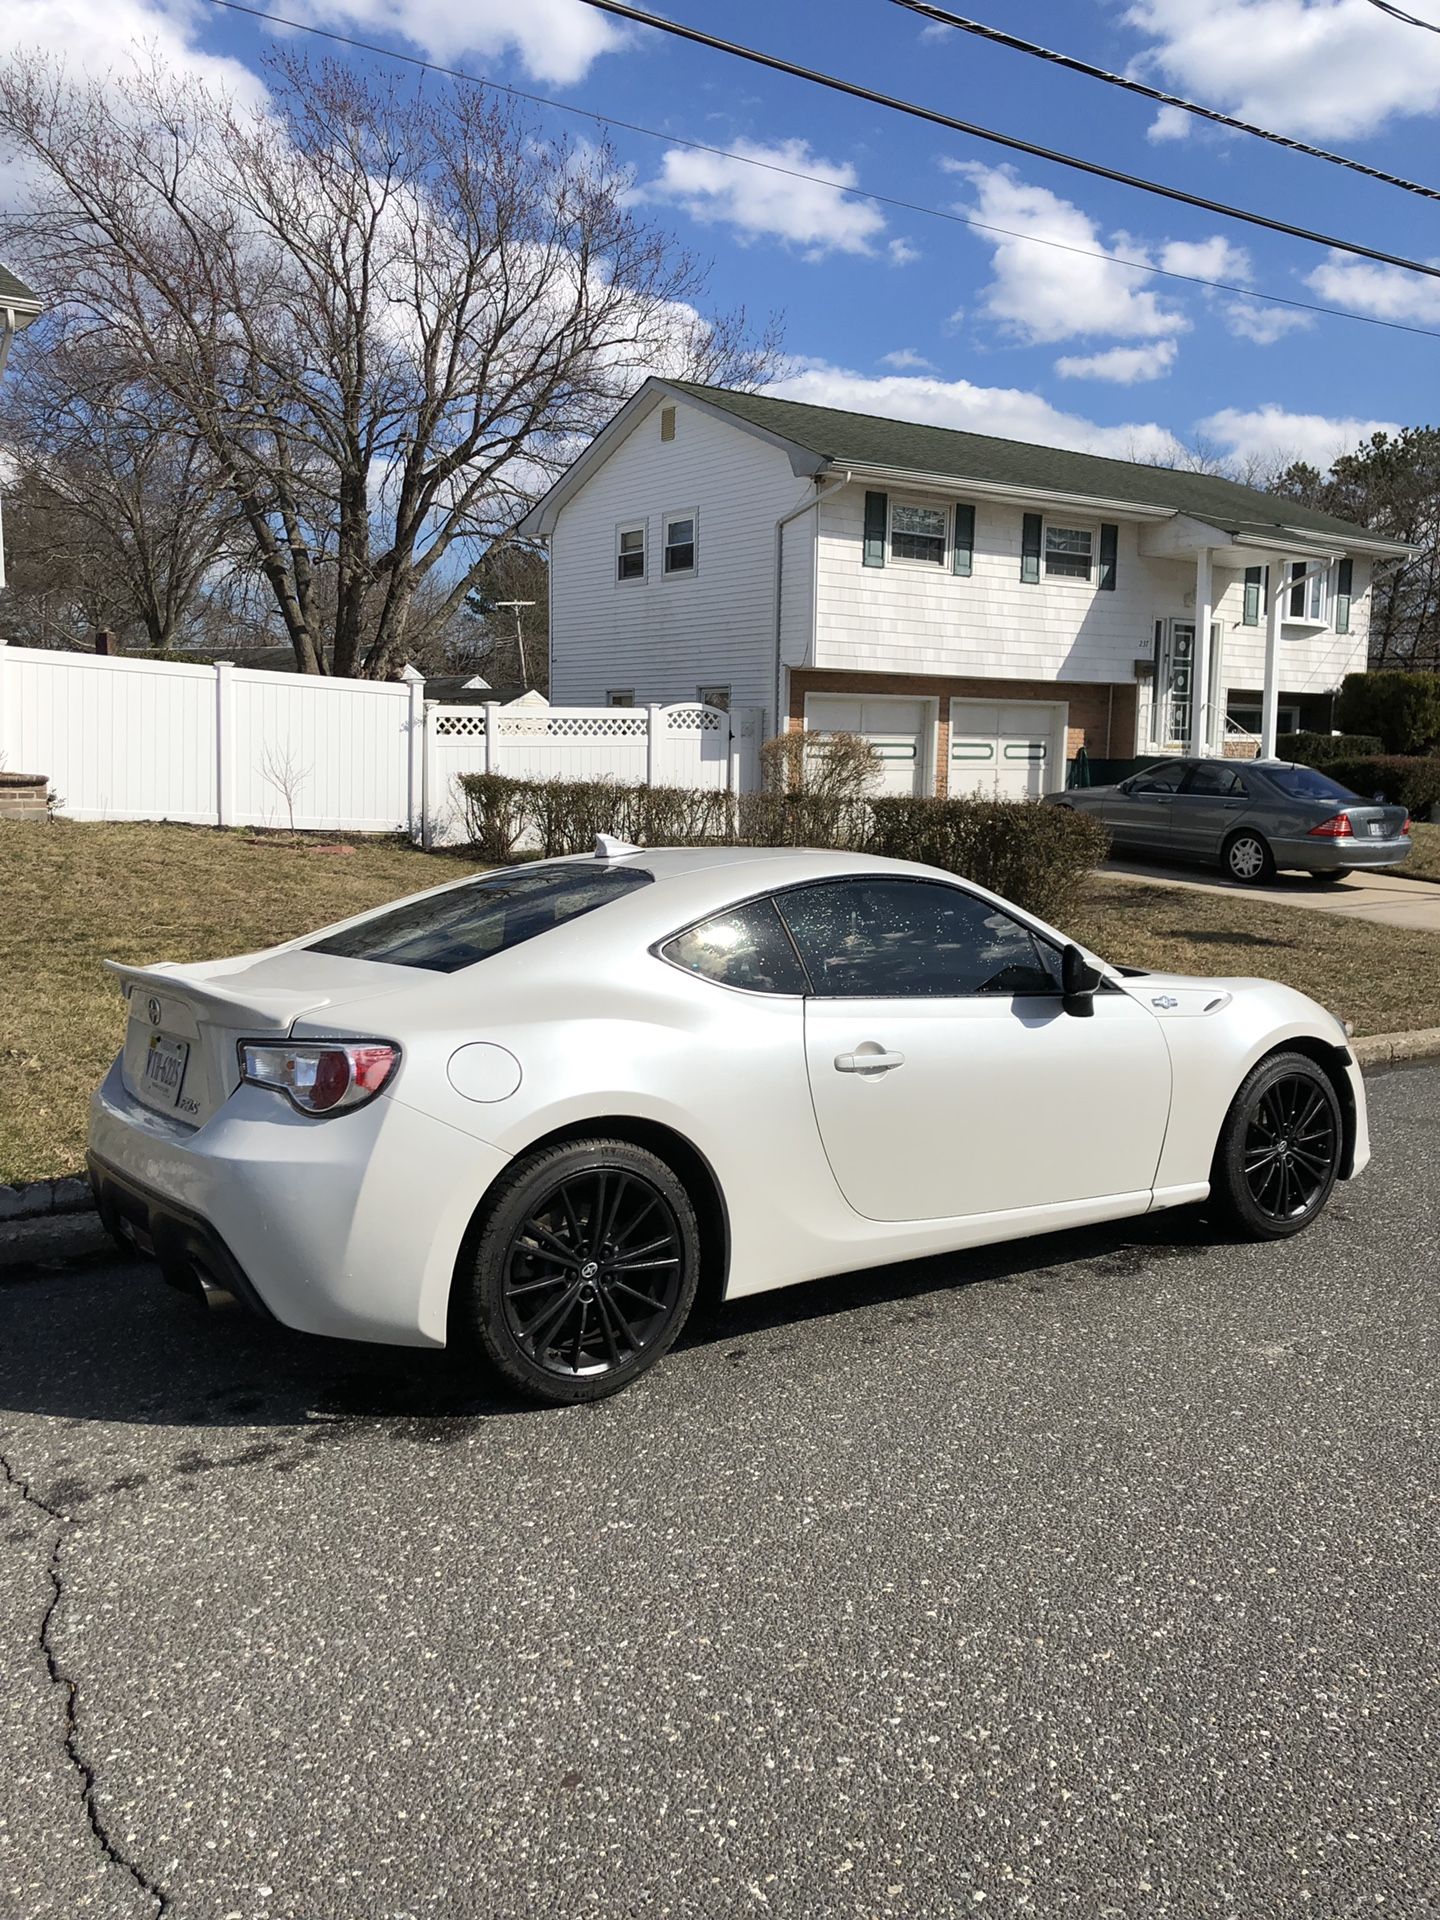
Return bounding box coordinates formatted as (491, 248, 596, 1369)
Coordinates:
(492, 600, 536, 690)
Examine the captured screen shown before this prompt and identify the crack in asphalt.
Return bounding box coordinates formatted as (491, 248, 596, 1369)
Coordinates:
(0, 1450, 169, 1918)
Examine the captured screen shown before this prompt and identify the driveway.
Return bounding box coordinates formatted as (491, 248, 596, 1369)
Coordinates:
(2, 1064, 1438, 1920)
(1104, 858, 1440, 932)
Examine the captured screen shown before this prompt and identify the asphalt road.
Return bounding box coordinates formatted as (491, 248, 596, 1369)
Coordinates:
(2, 1067, 1437, 1920)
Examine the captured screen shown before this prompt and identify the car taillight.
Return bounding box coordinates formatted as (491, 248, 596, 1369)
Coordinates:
(1402, 815, 1413, 837)
(1308, 814, 1354, 839)
(238, 1041, 400, 1115)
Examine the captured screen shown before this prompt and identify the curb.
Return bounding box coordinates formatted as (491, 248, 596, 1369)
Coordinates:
(1350, 1026, 1440, 1067)
(0, 1175, 93, 1224)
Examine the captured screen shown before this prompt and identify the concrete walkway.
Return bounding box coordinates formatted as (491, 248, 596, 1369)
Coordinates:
(1103, 859, 1440, 932)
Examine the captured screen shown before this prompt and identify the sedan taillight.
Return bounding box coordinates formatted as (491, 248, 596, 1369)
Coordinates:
(1402, 815, 1413, 837)
(239, 1041, 400, 1115)
(1308, 814, 1354, 839)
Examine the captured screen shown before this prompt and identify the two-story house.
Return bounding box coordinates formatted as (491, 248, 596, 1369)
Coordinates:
(520, 379, 1410, 795)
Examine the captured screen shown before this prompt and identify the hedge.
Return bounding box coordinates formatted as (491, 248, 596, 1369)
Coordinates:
(455, 772, 1109, 922)
(1321, 755, 1440, 818)
(1274, 731, 1382, 765)
(1335, 672, 1440, 755)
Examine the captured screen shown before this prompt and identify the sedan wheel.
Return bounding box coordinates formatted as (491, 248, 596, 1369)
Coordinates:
(1211, 1051, 1343, 1240)
(1223, 830, 1274, 885)
(465, 1140, 700, 1403)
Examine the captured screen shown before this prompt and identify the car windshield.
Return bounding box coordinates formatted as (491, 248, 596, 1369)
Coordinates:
(1266, 765, 1362, 803)
(309, 862, 652, 973)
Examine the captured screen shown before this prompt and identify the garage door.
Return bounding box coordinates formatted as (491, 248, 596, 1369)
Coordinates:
(806, 696, 931, 796)
(950, 701, 1066, 800)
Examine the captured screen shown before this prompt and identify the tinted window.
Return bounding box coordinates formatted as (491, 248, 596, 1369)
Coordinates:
(1129, 763, 1187, 795)
(1183, 763, 1248, 797)
(661, 898, 808, 995)
(310, 863, 651, 973)
(1265, 765, 1361, 803)
(775, 879, 1061, 999)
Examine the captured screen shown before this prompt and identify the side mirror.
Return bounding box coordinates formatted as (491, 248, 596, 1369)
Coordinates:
(1062, 942, 1101, 1019)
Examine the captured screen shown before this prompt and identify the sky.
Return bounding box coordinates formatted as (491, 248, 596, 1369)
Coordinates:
(4, 0, 1440, 472)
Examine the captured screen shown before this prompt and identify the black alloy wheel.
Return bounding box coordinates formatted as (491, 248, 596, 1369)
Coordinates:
(466, 1140, 700, 1403)
(1212, 1051, 1343, 1239)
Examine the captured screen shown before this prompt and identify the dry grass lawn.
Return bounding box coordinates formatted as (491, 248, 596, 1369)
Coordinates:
(1402, 821, 1440, 881)
(2, 820, 1435, 1186)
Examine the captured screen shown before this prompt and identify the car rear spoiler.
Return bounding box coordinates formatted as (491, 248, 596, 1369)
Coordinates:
(103, 961, 331, 1035)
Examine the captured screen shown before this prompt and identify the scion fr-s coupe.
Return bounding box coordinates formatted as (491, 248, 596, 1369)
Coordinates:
(89, 842, 1368, 1404)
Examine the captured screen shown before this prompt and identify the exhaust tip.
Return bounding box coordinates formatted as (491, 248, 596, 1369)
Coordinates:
(195, 1269, 239, 1313)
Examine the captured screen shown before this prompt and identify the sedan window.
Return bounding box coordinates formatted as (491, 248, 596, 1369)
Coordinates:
(774, 879, 1061, 999)
(660, 898, 808, 995)
(309, 862, 651, 973)
(1265, 765, 1362, 803)
(1127, 763, 1187, 795)
(1183, 763, 1248, 797)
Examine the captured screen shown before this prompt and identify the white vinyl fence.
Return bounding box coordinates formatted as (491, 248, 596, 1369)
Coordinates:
(0, 644, 758, 846)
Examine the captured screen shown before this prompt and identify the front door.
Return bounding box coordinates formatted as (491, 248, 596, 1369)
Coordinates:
(775, 877, 1172, 1224)
(1156, 621, 1195, 750)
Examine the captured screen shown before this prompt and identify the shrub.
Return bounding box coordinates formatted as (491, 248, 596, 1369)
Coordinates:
(454, 772, 1109, 922)
(1335, 672, 1440, 755)
(1275, 731, 1382, 765)
(866, 796, 1108, 923)
(760, 727, 881, 801)
(1322, 755, 1440, 818)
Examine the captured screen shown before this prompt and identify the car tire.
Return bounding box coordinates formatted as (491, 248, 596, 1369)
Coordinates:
(1210, 1050, 1343, 1241)
(1222, 829, 1275, 885)
(463, 1139, 701, 1405)
(1314, 868, 1351, 885)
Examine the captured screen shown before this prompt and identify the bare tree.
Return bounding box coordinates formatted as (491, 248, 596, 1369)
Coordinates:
(0, 330, 235, 649)
(0, 53, 783, 677)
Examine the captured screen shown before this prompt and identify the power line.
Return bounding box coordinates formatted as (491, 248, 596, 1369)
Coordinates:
(1365, 0, 1440, 33)
(575, 0, 1440, 283)
(892, 0, 1440, 202)
(192, 0, 1440, 344)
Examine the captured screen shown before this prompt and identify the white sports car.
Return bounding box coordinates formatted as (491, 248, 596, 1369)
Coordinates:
(89, 842, 1368, 1403)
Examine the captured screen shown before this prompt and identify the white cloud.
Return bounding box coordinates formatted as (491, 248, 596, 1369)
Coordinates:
(644, 138, 886, 258)
(880, 348, 936, 371)
(1054, 341, 1178, 383)
(888, 237, 921, 266)
(1199, 404, 1402, 468)
(1158, 237, 1251, 282)
(944, 161, 1188, 345)
(771, 363, 1181, 461)
(1223, 300, 1315, 344)
(1303, 252, 1440, 324)
(289, 0, 624, 87)
(1124, 0, 1440, 142)
(0, 0, 265, 102)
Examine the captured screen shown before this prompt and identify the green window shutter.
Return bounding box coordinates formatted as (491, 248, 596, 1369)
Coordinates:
(1020, 512, 1042, 584)
(1289, 561, 1305, 618)
(1335, 556, 1353, 634)
(1242, 565, 1262, 626)
(863, 490, 888, 567)
(952, 502, 974, 576)
(1098, 522, 1118, 591)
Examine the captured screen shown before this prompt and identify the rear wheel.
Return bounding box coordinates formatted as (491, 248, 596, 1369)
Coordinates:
(1211, 1051, 1343, 1240)
(1314, 868, 1351, 885)
(464, 1140, 700, 1404)
(1223, 829, 1275, 885)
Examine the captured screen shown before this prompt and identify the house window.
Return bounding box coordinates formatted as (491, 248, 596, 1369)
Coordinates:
(1227, 701, 1301, 736)
(1289, 561, 1327, 623)
(616, 524, 645, 582)
(889, 500, 947, 566)
(697, 683, 730, 711)
(664, 512, 696, 575)
(1044, 525, 1093, 580)
(607, 689, 636, 708)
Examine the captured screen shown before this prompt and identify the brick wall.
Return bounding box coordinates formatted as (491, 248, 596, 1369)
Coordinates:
(787, 668, 1137, 798)
(0, 773, 49, 820)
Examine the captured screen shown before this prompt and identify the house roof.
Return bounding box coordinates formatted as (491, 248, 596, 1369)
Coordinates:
(666, 382, 1402, 553)
(0, 263, 41, 312)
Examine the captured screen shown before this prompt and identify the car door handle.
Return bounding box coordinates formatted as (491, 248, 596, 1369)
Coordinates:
(834, 1048, 906, 1074)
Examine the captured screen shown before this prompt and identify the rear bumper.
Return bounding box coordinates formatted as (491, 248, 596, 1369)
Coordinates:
(1270, 835, 1413, 872)
(87, 1057, 512, 1347)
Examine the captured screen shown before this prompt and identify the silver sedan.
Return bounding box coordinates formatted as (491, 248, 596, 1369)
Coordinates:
(1048, 758, 1413, 884)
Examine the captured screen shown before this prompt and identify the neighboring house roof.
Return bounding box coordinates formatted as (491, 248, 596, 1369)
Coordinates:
(0, 263, 42, 315)
(522, 376, 1411, 558)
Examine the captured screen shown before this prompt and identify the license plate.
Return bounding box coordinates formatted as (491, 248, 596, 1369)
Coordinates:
(1368, 821, 1385, 838)
(142, 1033, 190, 1106)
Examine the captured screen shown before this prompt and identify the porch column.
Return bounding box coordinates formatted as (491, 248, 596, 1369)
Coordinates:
(1260, 553, 1286, 759)
(1191, 547, 1212, 755)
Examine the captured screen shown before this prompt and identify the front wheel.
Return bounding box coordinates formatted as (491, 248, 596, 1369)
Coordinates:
(1223, 830, 1275, 885)
(464, 1140, 701, 1404)
(1211, 1051, 1343, 1240)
